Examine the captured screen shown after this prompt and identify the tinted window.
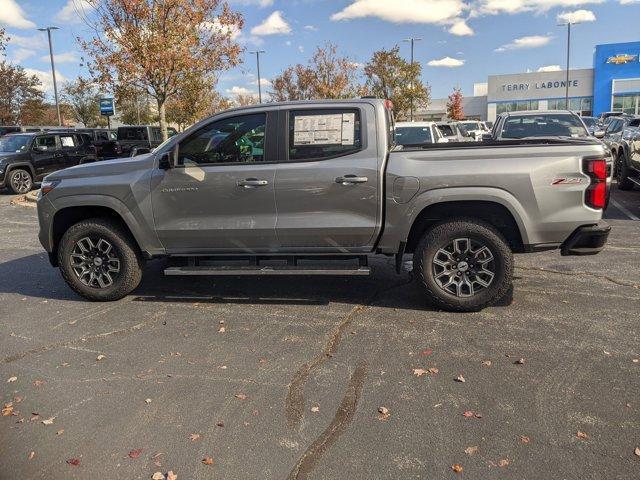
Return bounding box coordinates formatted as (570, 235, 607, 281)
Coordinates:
(35, 135, 57, 150)
(118, 127, 147, 140)
(581, 117, 597, 128)
(0, 135, 30, 152)
(501, 114, 588, 139)
(395, 126, 433, 145)
(96, 131, 109, 141)
(607, 120, 621, 133)
(288, 109, 361, 161)
(178, 113, 266, 166)
(438, 125, 456, 137)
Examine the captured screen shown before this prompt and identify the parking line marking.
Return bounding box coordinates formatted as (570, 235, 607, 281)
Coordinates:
(610, 199, 640, 221)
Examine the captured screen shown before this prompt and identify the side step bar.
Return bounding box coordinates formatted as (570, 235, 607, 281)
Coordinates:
(164, 265, 371, 276)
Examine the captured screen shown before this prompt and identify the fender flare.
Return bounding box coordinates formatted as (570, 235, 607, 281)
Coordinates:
(5, 162, 36, 178)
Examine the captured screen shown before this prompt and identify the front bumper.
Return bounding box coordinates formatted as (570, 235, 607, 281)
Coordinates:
(560, 222, 611, 256)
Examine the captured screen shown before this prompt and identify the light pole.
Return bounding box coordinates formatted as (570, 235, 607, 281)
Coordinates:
(249, 50, 266, 103)
(403, 38, 422, 121)
(558, 21, 581, 109)
(38, 26, 61, 126)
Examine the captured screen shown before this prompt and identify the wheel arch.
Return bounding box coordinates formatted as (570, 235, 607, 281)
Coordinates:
(5, 162, 36, 178)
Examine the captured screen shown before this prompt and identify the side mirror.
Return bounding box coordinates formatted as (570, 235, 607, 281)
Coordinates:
(158, 151, 174, 170)
(481, 133, 493, 141)
(594, 130, 605, 139)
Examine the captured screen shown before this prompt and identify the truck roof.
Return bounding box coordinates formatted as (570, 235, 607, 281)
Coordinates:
(211, 98, 387, 116)
(501, 110, 578, 117)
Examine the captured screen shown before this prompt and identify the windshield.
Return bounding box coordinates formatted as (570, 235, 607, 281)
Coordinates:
(0, 135, 31, 153)
(394, 126, 433, 145)
(438, 125, 456, 137)
(581, 117, 597, 128)
(460, 122, 481, 131)
(501, 114, 589, 139)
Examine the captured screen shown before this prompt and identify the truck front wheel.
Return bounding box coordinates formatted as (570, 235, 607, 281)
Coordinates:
(414, 219, 513, 312)
(57, 218, 143, 301)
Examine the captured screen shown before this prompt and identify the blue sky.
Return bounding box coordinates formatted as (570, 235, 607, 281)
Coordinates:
(2, 0, 640, 101)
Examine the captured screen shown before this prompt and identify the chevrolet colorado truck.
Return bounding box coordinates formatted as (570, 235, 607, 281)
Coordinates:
(37, 99, 611, 312)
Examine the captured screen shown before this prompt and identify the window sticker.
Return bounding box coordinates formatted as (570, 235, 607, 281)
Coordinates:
(294, 113, 356, 146)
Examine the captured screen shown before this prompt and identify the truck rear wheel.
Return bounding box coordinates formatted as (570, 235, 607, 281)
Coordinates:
(414, 219, 513, 312)
(57, 218, 143, 301)
(616, 152, 634, 191)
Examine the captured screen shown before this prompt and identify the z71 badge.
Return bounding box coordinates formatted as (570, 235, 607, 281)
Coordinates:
(551, 178, 584, 185)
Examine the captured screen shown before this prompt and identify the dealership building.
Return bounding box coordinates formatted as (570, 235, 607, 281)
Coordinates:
(415, 40, 640, 122)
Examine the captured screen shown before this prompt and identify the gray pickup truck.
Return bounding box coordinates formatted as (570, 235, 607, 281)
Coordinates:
(36, 99, 611, 311)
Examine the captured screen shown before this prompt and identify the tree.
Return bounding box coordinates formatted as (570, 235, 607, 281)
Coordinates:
(165, 74, 221, 130)
(447, 87, 464, 120)
(234, 93, 258, 106)
(116, 86, 156, 125)
(363, 46, 430, 120)
(270, 43, 359, 101)
(61, 77, 107, 127)
(80, 0, 243, 139)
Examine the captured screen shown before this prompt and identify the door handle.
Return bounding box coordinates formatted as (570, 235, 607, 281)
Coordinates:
(54, 153, 64, 157)
(335, 174, 368, 184)
(237, 178, 268, 188)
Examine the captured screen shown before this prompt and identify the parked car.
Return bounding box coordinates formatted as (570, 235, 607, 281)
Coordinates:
(598, 116, 640, 190)
(73, 128, 121, 159)
(580, 116, 598, 135)
(37, 99, 610, 312)
(116, 125, 177, 157)
(436, 122, 473, 142)
(394, 121, 447, 146)
(457, 120, 489, 141)
(0, 131, 98, 194)
(488, 111, 590, 140)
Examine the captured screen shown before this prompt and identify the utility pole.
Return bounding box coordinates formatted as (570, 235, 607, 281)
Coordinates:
(249, 50, 266, 103)
(38, 26, 61, 126)
(403, 38, 422, 121)
(558, 21, 582, 110)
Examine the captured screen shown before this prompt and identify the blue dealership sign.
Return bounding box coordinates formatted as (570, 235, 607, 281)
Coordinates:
(99, 96, 115, 116)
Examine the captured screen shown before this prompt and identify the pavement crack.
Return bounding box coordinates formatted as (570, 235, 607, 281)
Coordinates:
(286, 361, 367, 480)
(516, 266, 639, 289)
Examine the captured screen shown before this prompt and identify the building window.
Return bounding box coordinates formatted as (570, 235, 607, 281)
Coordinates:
(496, 100, 539, 115)
(547, 97, 592, 116)
(612, 94, 640, 115)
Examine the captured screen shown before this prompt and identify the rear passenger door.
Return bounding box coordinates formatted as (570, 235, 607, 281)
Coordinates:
(274, 105, 380, 250)
(58, 133, 83, 167)
(31, 134, 63, 178)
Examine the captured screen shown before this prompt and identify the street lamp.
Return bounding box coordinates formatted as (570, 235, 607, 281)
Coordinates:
(38, 26, 61, 126)
(558, 21, 582, 110)
(249, 50, 266, 103)
(403, 37, 422, 121)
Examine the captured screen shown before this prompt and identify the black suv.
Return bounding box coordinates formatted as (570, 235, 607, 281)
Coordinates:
(74, 128, 121, 159)
(0, 131, 97, 194)
(116, 125, 177, 157)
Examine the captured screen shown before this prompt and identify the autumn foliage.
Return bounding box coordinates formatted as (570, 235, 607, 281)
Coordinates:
(447, 87, 465, 120)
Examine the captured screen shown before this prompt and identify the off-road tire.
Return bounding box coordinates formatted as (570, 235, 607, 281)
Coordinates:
(616, 152, 634, 191)
(414, 218, 513, 312)
(7, 168, 33, 194)
(57, 218, 143, 301)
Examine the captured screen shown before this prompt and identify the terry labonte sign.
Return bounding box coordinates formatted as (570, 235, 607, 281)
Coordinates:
(488, 68, 594, 102)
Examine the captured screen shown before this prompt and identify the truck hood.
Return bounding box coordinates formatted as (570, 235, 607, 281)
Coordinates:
(47, 154, 154, 180)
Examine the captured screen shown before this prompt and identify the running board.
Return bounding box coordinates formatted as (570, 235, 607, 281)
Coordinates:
(164, 265, 371, 276)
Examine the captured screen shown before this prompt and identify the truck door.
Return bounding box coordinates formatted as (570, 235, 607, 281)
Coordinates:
(151, 111, 279, 252)
(58, 133, 82, 167)
(274, 105, 380, 250)
(31, 134, 63, 179)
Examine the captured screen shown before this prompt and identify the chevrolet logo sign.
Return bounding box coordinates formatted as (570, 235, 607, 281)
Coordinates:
(606, 54, 638, 64)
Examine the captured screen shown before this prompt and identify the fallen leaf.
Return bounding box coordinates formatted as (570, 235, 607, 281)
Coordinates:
(235, 393, 247, 400)
(13, 396, 22, 403)
(625, 403, 632, 409)
(28, 451, 35, 460)
(145, 398, 152, 404)
(152, 473, 164, 480)
(421, 349, 433, 356)
(33, 379, 44, 387)
(515, 358, 526, 365)
(189, 433, 200, 442)
(464, 446, 478, 455)
(498, 458, 510, 467)
(202, 456, 214, 465)
(428, 367, 439, 375)
(57, 429, 64, 435)
(632, 359, 639, 363)
(378, 406, 390, 420)
(455, 375, 466, 383)
(96, 354, 106, 361)
(7, 376, 17, 383)
(311, 405, 319, 413)
(66, 458, 80, 467)
(482, 360, 492, 367)
(259, 358, 267, 364)
(463, 410, 474, 417)
(634, 447, 640, 457)
(167, 471, 177, 480)
(475, 412, 483, 419)
(413, 368, 427, 377)
(216, 421, 224, 427)
(603, 350, 611, 356)
(452, 464, 463, 473)
(520, 435, 530, 444)
(129, 448, 143, 459)
(1, 403, 13, 416)
(218, 326, 226, 333)
(41, 417, 55, 425)
(577, 431, 589, 440)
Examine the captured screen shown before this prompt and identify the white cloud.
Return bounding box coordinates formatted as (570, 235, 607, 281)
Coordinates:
(331, 0, 464, 25)
(11, 48, 36, 63)
(495, 35, 553, 52)
(226, 86, 258, 98)
(250, 11, 291, 36)
(537, 65, 562, 72)
(24, 68, 68, 95)
(55, 0, 94, 24)
(449, 19, 474, 36)
(8, 33, 48, 50)
(298, 45, 304, 53)
(620, 0, 640, 3)
(427, 56, 465, 67)
(40, 51, 80, 64)
(304, 25, 318, 31)
(472, 0, 604, 16)
(0, 0, 35, 29)
(557, 9, 596, 23)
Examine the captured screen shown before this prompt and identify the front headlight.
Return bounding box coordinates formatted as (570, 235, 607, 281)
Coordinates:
(41, 179, 60, 195)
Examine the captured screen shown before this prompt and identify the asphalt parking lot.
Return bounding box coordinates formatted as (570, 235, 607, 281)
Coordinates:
(1, 188, 639, 480)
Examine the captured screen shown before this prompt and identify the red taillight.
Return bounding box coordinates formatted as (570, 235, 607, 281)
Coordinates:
(583, 158, 608, 209)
